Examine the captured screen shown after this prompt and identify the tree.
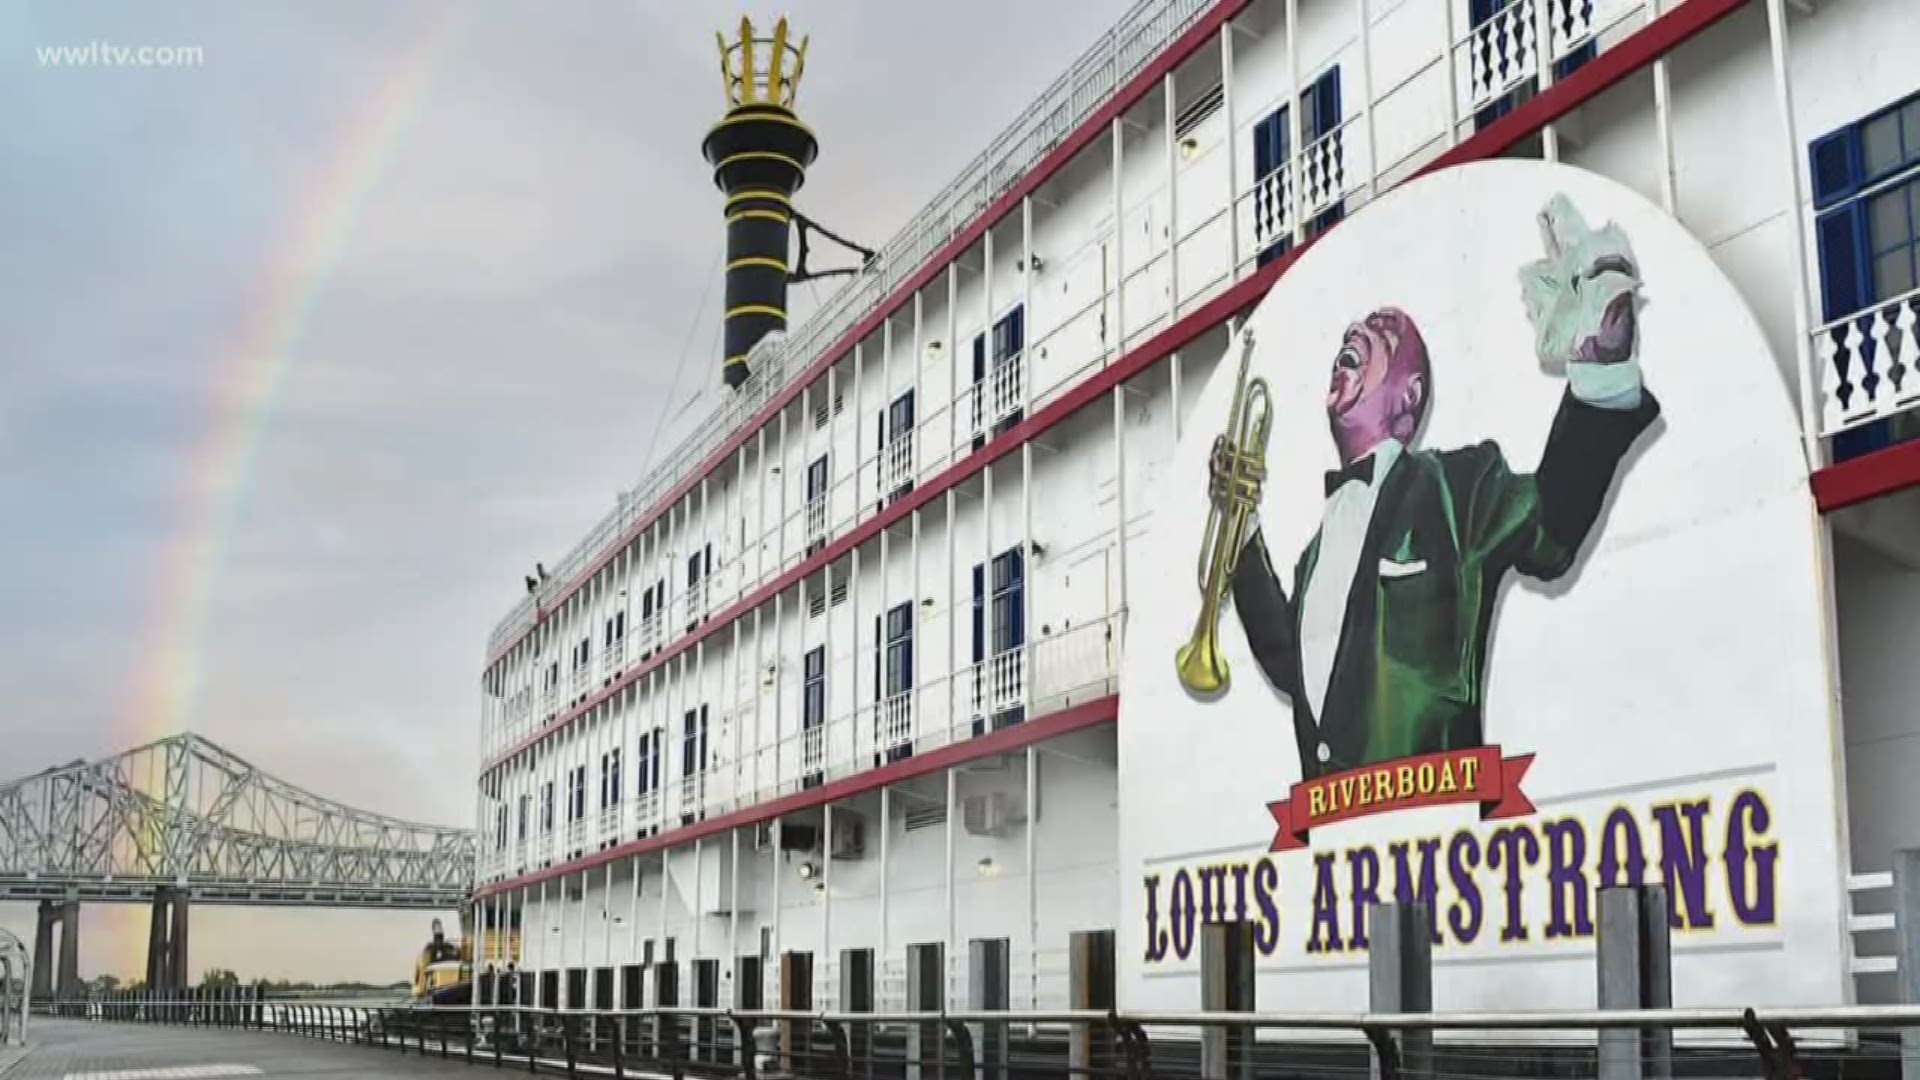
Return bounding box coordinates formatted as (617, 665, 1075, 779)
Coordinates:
(201, 967, 239, 989)
(88, 974, 120, 994)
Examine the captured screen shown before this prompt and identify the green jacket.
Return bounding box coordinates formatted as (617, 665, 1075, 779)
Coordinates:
(1229, 389, 1660, 780)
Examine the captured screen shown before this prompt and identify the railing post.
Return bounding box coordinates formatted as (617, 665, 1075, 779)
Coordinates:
(968, 938, 1010, 1080)
(1895, 849, 1920, 1080)
(1069, 931, 1116, 1079)
(1199, 921, 1256, 1080)
(1599, 883, 1673, 1080)
(905, 942, 942, 1080)
(1368, 903, 1432, 1080)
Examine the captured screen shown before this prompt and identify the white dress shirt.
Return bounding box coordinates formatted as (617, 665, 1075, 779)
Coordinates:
(1299, 438, 1404, 725)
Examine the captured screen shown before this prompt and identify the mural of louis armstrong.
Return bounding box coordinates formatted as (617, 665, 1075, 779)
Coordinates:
(1227, 194, 1661, 781)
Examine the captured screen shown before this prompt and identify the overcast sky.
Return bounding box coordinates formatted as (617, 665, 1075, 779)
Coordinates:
(0, 0, 1134, 984)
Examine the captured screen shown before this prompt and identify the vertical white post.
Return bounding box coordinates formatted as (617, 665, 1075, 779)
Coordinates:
(603, 863, 614, 975)
(1535, 0, 1559, 162)
(537, 879, 549, 1007)
(822, 801, 834, 1001)
(1763, 0, 1822, 465)
(913, 292, 924, 486)
(772, 818, 784, 976)
(1359, 0, 1379, 198)
(982, 459, 994, 728)
(947, 267, 961, 466)
(757, 428, 770, 587)
(853, 343, 865, 519)
(1164, 71, 1180, 324)
(630, 852, 642, 965)
(754, 606, 767, 801)
(879, 785, 892, 975)
(1113, 385, 1129, 645)
(1026, 744, 1038, 1009)
(780, 407, 792, 573)
(1285, 0, 1304, 247)
(659, 848, 669, 962)
(1022, 196, 1035, 416)
(945, 767, 957, 1009)
(1222, 22, 1241, 278)
(693, 838, 704, 964)
(883, 316, 894, 515)
(946, 489, 958, 742)
(731, 621, 744, 812)
(910, 507, 922, 745)
(1021, 442, 1034, 719)
(1111, 117, 1126, 358)
(1442, 0, 1461, 148)
(773, 592, 785, 792)
(729, 828, 742, 1005)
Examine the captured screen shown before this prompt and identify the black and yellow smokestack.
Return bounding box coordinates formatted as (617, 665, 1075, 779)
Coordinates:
(702, 17, 818, 389)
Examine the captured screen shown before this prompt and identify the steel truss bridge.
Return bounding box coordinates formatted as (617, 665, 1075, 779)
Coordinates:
(0, 733, 475, 908)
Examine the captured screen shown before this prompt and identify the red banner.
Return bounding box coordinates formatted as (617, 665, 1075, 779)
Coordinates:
(1266, 747, 1535, 851)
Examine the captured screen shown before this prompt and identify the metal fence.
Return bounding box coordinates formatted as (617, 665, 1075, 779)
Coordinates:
(36, 988, 1920, 1080)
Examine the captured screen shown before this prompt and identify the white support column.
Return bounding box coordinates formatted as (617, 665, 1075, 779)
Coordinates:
(780, 407, 792, 573)
(1221, 22, 1240, 278)
(1113, 385, 1129, 643)
(754, 428, 768, 589)
(982, 458, 995, 728)
(910, 507, 922, 745)
(849, 546, 862, 765)
(1285, 0, 1305, 247)
(772, 818, 784, 973)
(754, 606, 767, 801)
(1163, 72, 1179, 325)
(1110, 117, 1125, 359)
(944, 767, 958, 1008)
(822, 801, 834, 999)
(1763, 0, 1821, 465)
(603, 863, 614, 974)
(773, 593, 785, 792)
(731, 621, 744, 813)
(729, 828, 742, 1005)
(1021, 442, 1034, 719)
(693, 837, 704, 963)
(659, 847, 670, 960)
(879, 785, 891, 971)
(1535, 0, 1559, 162)
(913, 292, 924, 480)
(947, 267, 961, 465)
(883, 316, 894, 511)
(1358, 0, 1379, 199)
(629, 851, 642, 964)
(536, 880, 549, 1006)
(1021, 196, 1035, 416)
(851, 345, 862, 519)
(945, 489, 959, 741)
(1442, 0, 1460, 147)
(1025, 744, 1038, 1009)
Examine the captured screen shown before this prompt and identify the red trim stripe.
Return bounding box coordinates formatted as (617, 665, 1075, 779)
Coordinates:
(485, 0, 1253, 669)
(474, 695, 1119, 899)
(1812, 439, 1920, 511)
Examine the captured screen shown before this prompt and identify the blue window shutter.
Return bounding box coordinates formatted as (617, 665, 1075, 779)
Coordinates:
(1312, 67, 1341, 141)
(1011, 305, 1025, 354)
(873, 614, 882, 702)
(1809, 127, 1862, 210)
(970, 564, 985, 663)
(1815, 204, 1872, 320)
(971, 334, 986, 384)
(1469, 0, 1498, 26)
(1008, 548, 1026, 649)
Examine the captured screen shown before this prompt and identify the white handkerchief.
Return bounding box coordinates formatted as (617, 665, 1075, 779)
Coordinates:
(1379, 558, 1428, 578)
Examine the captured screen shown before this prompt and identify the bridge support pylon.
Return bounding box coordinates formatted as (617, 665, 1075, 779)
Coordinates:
(145, 887, 191, 990)
(30, 901, 54, 1001)
(56, 900, 80, 999)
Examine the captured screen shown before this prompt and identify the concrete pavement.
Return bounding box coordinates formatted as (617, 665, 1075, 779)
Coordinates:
(2, 1020, 500, 1079)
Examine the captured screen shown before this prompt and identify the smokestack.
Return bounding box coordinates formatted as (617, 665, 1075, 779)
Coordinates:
(702, 16, 818, 390)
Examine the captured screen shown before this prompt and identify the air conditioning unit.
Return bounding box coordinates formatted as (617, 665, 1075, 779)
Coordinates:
(829, 814, 865, 861)
(962, 792, 1020, 838)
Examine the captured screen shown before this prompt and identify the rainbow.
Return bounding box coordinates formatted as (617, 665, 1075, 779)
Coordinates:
(114, 4, 462, 980)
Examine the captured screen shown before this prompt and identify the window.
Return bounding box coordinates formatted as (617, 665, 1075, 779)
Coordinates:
(685, 543, 713, 633)
(517, 793, 529, 841)
(495, 805, 508, 851)
(1810, 89, 1920, 460)
(605, 611, 625, 648)
(682, 706, 710, 778)
(970, 305, 1026, 450)
(874, 602, 914, 765)
(568, 765, 587, 822)
(802, 646, 827, 789)
(1468, 0, 1594, 137)
(636, 728, 664, 797)
(541, 781, 554, 833)
(1252, 66, 1344, 266)
(878, 389, 916, 508)
(805, 455, 830, 555)
(608, 748, 621, 805)
(599, 750, 622, 809)
(971, 546, 1027, 733)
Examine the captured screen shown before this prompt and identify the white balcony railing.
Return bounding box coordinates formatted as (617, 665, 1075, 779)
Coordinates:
(634, 790, 661, 835)
(600, 640, 626, 680)
(973, 648, 1028, 721)
(638, 614, 659, 658)
(804, 496, 828, 551)
(877, 691, 913, 758)
(1461, 0, 1598, 116)
(566, 817, 587, 851)
(680, 772, 709, 820)
(971, 355, 1026, 439)
(1817, 286, 1920, 436)
(570, 667, 591, 697)
(883, 433, 914, 497)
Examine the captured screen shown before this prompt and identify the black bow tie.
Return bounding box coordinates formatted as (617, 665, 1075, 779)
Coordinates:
(1324, 455, 1376, 496)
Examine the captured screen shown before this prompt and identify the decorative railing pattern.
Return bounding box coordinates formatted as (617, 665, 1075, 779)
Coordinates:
(1817, 286, 1920, 436)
